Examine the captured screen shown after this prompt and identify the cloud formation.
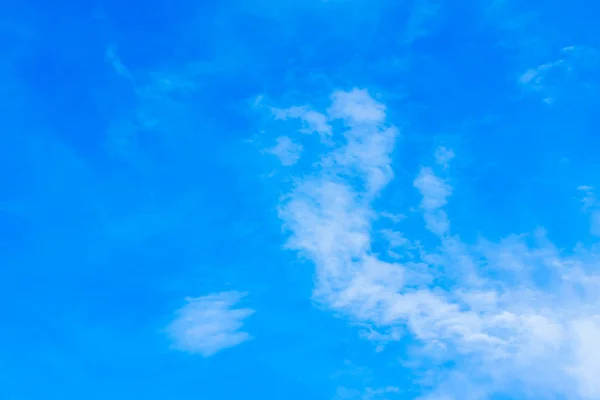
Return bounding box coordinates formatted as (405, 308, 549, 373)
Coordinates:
(266, 136, 303, 166)
(519, 45, 599, 104)
(167, 291, 254, 357)
(271, 88, 600, 399)
(272, 104, 332, 139)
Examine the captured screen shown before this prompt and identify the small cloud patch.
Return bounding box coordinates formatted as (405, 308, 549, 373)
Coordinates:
(167, 291, 254, 357)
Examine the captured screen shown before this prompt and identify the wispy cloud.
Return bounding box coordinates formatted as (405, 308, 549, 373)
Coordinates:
(271, 105, 332, 139)
(402, 0, 441, 45)
(167, 291, 254, 357)
(105, 46, 132, 81)
(518, 45, 598, 104)
(266, 136, 303, 166)
(335, 385, 401, 400)
(102, 48, 211, 166)
(270, 88, 600, 399)
(434, 146, 454, 169)
(591, 212, 600, 237)
(578, 186, 600, 237)
(414, 167, 451, 237)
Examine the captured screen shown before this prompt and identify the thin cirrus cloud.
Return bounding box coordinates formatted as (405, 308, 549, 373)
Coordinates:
(518, 45, 599, 105)
(577, 185, 600, 237)
(266, 88, 600, 399)
(167, 291, 254, 357)
(271, 105, 333, 139)
(266, 136, 303, 166)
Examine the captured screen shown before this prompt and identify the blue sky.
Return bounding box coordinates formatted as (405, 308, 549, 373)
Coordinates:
(2, 0, 600, 399)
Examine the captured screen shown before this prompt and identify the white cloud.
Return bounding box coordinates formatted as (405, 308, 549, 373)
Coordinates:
(577, 186, 600, 237)
(568, 317, 600, 399)
(519, 59, 564, 88)
(167, 291, 254, 357)
(327, 88, 387, 125)
(434, 146, 455, 168)
(335, 386, 401, 400)
(414, 167, 451, 210)
(402, 0, 441, 45)
(266, 136, 303, 166)
(591, 211, 600, 237)
(414, 166, 451, 236)
(272, 105, 332, 138)
(518, 45, 598, 104)
(379, 211, 406, 224)
(105, 46, 132, 80)
(325, 89, 397, 195)
(270, 88, 600, 399)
